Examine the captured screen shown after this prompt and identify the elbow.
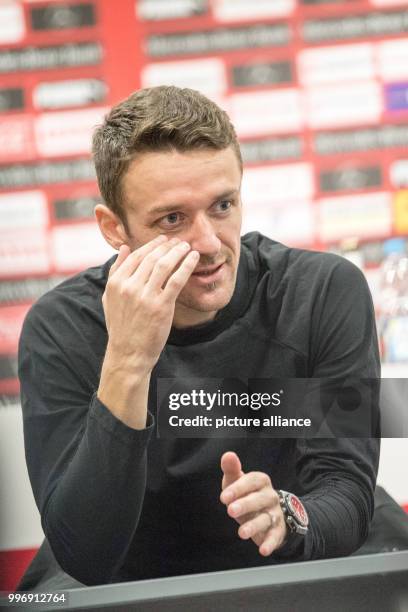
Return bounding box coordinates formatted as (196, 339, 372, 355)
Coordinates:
(42, 509, 120, 586)
(46, 530, 119, 586)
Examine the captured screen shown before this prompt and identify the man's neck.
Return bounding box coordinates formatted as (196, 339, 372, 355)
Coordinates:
(172, 307, 217, 330)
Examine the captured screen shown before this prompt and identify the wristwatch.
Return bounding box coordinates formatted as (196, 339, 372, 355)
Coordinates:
(277, 490, 309, 536)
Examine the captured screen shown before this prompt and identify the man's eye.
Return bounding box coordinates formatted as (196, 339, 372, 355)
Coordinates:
(157, 212, 184, 229)
(165, 213, 180, 224)
(216, 200, 232, 212)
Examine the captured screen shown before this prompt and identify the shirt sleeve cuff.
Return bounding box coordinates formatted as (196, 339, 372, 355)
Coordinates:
(89, 392, 155, 446)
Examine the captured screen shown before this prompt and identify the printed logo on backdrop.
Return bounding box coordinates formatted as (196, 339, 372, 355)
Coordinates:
(0, 191, 48, 229)
(319, 165, 383, 194)
(242, 201, 315, 247)
(29, 2, 97, 30)
(0, 277, 66, 305)
(0, 228, 50, 277)
(318, 192, 392, 242)
(141, 58, 226, 98)
(212, 0, 295, 22)
(241, 163, 314, 206)
(240, 136, 303, 164)
(34, 107, 108, 157)
(0, 42, 103, 74)
(53, 196, 100, 221)
(305, 81, 382, 129)
(384, 82, 408, 113)
(138, 0, 208, 21)
(50, 224, 115, 272)
(298, 43, 375, 87)
(303, 11, 408, 44)
(146, 24, 291, 58)
(231, 60, 293, 88)
(230, 89, 302, 137)
(33, 79, 107, 110)
(0, 190, 50, 276)
(0, 88, 24, 113)
(0, 159, 95, 189)
(314, 124, 408, 155)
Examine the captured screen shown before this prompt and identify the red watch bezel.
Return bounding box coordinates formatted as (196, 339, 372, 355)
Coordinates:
(286, 493, 309, 528)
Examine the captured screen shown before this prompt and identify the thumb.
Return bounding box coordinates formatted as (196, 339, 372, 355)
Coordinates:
(221, 451, 244, 490)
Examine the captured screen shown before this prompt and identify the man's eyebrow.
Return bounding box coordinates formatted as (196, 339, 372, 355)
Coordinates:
(146, 190, 239, 217)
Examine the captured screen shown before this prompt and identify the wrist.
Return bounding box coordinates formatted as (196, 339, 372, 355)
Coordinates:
(102, 343, 152, 381)
(98, 348, 152, 430)
(277, 490, 309, 537)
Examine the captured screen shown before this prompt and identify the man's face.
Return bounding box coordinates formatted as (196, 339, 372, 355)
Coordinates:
(120, 146, 243, 326)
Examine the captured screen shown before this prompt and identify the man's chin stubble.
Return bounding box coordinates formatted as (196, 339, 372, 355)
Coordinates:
(204, 281, 217, 292)
(178, 282, 233, 313)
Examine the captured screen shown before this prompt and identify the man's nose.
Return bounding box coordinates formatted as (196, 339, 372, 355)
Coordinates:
(187, 213, 221, 256)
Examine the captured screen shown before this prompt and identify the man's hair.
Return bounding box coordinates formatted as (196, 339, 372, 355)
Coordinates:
(92, 85, 242, 231)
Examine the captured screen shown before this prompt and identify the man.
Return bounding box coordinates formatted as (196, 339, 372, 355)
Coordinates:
(18, 86, 380, 588)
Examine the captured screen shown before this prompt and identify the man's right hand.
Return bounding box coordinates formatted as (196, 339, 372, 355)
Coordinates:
(98, 235, 199, 428)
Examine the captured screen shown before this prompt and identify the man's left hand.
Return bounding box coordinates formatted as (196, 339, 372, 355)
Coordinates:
(220, 451, 288, 556)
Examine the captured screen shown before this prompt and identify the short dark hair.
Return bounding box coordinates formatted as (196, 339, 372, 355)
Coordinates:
(92, 86, 242, 231)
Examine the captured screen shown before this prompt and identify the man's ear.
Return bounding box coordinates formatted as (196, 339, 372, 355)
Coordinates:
(94, 204, 128, 251)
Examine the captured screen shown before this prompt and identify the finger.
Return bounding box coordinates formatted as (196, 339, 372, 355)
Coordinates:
(220, 471, 271, 505)
(259, 528, 282, 557)
(108, 244, 131, 277)
(128, 239, 186, 287)
(221, 452, 244, 492)
(230, 510, 252, 527)
(163, 250, 200, 301)
(144, 241, 193, 292)
(238, 511, 277, 541)
(227, 489, 276, 520)
(112, 234, 169, 280)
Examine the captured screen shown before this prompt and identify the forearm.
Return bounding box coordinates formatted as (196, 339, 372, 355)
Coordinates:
(274, 474, 374, 563)
(301, 474, 373, 560)
(275, 437, 380, 562)
(42, 394, 154, 585)
(97, 344, 151, 430)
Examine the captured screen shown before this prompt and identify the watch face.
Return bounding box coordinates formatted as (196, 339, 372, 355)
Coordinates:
(287, 494, 309, 527)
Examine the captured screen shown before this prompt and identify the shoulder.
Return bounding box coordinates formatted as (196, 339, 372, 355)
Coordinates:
(241, 231, 368, 294)
(21, 255, 116, 341)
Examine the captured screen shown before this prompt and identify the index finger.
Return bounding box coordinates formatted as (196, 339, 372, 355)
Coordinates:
(220, 472, 272, 505)
(109, 234, 168, 279)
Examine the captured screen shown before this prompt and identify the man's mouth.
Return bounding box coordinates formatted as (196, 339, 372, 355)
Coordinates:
(193, 263, 224, 276)
(191, 262, 226, 284)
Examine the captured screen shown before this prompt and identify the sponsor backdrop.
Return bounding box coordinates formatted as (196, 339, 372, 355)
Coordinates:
(1, 0, 408, 591)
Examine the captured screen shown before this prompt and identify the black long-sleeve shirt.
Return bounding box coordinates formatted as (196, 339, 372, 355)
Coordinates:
(18, 232, 380, 586)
